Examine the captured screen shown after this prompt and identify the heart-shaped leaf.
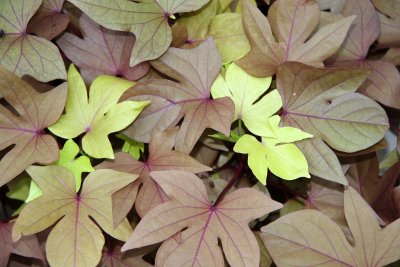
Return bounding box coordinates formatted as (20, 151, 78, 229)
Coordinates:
(13, 166, 137, 267)
(0, 0, 66, 81)
(0, 68, 67, 188)
(122, 170, 282, 267)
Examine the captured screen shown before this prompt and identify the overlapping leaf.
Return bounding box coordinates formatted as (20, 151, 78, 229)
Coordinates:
(96, 128, 211, 225)
(0, 68, 67, 188)
(330, 0, 400, 109)
(236, 0, 354, 77)
(211, 63, 280, 136)
(49, 64, 150, 159)
(26, 139, 94, 202)
(122, 170, 282, 267)
(372, 0, 400, 48)
(122, 38, 235, 153)
(262, 187, 400, 266)
(100, 244, 152, 267)
(234, 116, 312, 184)
(57, 15, 150, 84)
(12, 166, 137, 267)
(67, 0, 209, 66)
(0, 0, 66, 81)
(278, 62, 388, 185)
(28, 0, 70, 40)
(0, 222, 43, 267)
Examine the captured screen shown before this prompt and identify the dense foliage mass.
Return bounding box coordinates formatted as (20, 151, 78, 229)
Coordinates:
(0, 0, 400, 266)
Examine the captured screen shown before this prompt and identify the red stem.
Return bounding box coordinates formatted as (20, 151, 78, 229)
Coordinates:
(1, 215, 18, 224)
(214, 157, 245, 206)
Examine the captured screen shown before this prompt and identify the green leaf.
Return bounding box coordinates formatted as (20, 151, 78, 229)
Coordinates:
(234, 125, 311, 184)
(68, 0, 209, 66)
(209, 13, 251, 64)
(26, 139, 95, 203)
(0, 0, 66, 82)
(49, 64, 150, 159)
(116, 134, 144, 160)
(211, 63, 281, 136)
(209, 131, 240, 143)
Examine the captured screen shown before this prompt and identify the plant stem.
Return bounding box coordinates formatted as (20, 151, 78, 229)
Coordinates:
(238, 119, 243, 136)
(1, 215, 18, 224)
(214, 157, 245, 206)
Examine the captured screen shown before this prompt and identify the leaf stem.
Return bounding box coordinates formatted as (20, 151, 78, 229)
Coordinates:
(238, 119, 243, 136)
(0, 215, 18, 224)
(214, 156, 245, 206)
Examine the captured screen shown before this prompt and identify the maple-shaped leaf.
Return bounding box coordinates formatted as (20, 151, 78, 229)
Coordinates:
(0, 221, 43, 267)
(27, 0, 70, 40)
(67, 0, 209, 66)
(96, 128, 211, 225)
(26, 139, 94, 202)
(100, 243, 153, 267)
(12, 166, 137, 267)
(0, 0, 66, 82)
(278, 62, 389, 185)
(262, 186, 400, 266)
(329, 0, 400, 110)
(122, 38, 234, 153)
(235, 0, 354, 77)
(57, 15, 150, 84)
(49, 64, 150, 159)
(0, 68, 67, 188)
(211, 63, 281, 136)
(121, 170, 282, 267)
(234, 116, 312, 184)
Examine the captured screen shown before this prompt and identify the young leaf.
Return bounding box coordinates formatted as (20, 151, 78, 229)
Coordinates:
(28, 0, 70, 40)
(116, 134, 144, 160)
(211, 63, 281, 136)
(13, 166, 137, 267)
(0, 68, 67, 188)
(26, 139, 94, 202)
(278, 62, 389, 185)
(329, 0, 400, 110)
(261, 187, 400, 266)
(0, 0, 66, 82)
(0, 222, 43, 267)
(122, 38, 234, 153)
(96, 128, 211, 225)
(48, 64, 150, 159)
(121, 170, 282, 267)
(57, 15, 150, 84)
(234, 117, 312, 184)
(67, 0, 209, 66)
(236, 0, 354, 77)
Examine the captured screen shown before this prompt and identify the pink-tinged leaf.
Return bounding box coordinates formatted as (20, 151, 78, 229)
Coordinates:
(28, 0, 70, 40)
(278, 62, 388, 185)
(262, 186, 400, 266)
(372, 0, 400, 48)
(383, 47, 400, 65)
(67, 0, 209, 67)
(0, 0, 66, 82)
(57, 15, 150, 84)
(122, 38, 234, 153)
(236, 0, 354, 77)
(316, 0, 346, 13)
(0, 222, 43, 267)
(12, 166, 137, 267)
(329, 0, 400, 109)
(96, 128, 211, 225)
(0, 68, 67, 188)
(122, 170, 282, 267)
(100, 244, 153, 267)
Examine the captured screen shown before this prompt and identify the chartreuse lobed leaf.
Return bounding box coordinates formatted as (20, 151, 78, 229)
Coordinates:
(234, 116, 312, 185)
(116, 134, 144, 160)
(0, 68, 67, 188)
(0, 0, 66, 82)
(26, 139, 94, 203)
(13, 165, 137, 267)
(122, 170, 282, 267)
(211, 63, 280, 136)
(262, 187, 400, 266)
(67, 0, 209, 66)
(49, 64, 150, 159)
